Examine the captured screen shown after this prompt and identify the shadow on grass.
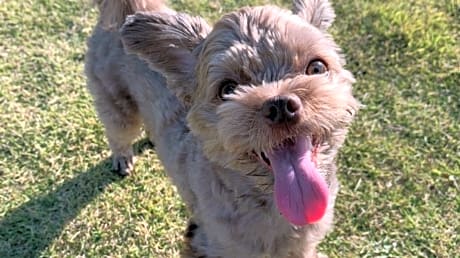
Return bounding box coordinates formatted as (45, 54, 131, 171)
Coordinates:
(0, 139, 154, 258)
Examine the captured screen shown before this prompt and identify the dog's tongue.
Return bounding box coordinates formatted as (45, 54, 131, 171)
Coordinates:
(267, 137, 328, 225)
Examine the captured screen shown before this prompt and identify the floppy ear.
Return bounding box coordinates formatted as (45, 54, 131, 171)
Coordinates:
(120, 12, 211, 106)
(292, 0, 335, 31)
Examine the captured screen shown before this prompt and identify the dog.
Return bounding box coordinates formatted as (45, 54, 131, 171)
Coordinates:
(85, 0, 359, 257)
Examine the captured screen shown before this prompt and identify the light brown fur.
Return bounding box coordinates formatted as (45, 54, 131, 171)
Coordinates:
(85, 0, 359, 257)
(93, 0, 172, 29)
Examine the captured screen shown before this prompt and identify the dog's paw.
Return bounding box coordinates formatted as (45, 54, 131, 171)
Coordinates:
(112, 155, 134, 176)
(182, 222, 208, 257)
(184, 222, 198, 239)
(316, 253, 328, 258)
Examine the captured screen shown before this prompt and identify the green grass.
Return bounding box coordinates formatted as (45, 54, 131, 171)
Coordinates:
(0, 0, 458, 257)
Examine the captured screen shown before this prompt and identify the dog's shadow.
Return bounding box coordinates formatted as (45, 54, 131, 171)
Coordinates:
(0, 139, 154, 258)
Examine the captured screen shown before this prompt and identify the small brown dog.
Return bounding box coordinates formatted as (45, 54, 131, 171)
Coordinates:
(85, 0, 359, 257)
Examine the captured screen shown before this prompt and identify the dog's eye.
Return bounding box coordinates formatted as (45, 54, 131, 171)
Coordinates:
(306, 60, 328, 75)
(218, 80, 238, 100)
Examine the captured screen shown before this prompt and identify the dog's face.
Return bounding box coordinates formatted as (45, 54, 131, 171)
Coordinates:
(121, 0, 359, 226)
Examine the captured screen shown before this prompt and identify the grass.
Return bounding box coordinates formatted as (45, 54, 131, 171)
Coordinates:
(0, 0, 458, 257)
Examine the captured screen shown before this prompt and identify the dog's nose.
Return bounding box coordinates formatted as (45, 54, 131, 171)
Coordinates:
(262, 95, 302, 125)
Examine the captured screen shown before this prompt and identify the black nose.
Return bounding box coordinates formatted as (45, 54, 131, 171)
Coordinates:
(262, 95, 302, 124)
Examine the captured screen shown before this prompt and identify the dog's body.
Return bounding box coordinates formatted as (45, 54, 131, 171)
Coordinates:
(86, 0, 359, 257)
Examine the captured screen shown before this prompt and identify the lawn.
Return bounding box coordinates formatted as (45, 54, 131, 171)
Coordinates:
(0, 0, 458, 257)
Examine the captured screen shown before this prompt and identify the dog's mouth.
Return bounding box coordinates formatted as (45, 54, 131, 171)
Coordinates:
(256, 138, 319, 168)
(258, 151, 271, 167)
(254, 137, 328, 226)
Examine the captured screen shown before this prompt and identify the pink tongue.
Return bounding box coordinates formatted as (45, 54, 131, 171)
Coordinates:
(267, 137, 328, 225)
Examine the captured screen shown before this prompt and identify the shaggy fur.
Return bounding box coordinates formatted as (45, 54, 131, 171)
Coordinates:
(85, 0, 359, 257)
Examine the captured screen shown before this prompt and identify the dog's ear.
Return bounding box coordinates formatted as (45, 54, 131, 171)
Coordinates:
(120, 12, 211, 106)
(292, 0, 335, 31)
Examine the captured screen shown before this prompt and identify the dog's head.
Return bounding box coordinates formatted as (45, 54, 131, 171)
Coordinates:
(121, 0, 359, 226)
